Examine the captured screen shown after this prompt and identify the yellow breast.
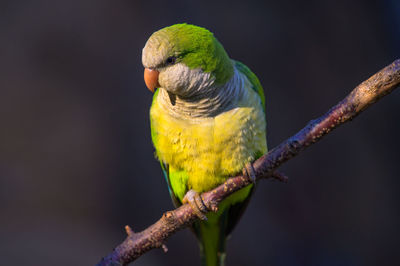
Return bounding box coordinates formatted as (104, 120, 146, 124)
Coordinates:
(150, 86, 267, 193)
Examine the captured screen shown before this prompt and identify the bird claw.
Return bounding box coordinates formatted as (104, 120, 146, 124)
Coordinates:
(242, 162, 289, 183)
(243, 162, 257, 184)
(182, 190, 208, 220)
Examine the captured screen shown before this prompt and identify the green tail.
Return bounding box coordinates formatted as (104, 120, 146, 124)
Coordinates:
(192, 185, 254, 266)
(194, 210, 228, 266)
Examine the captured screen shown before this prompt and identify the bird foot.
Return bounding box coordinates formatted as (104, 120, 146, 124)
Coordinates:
(182, 190, 208, 220)
(243, 162, 257, 184)
(242, 162, 289, 183)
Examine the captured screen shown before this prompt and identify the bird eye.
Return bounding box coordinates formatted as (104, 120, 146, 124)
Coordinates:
(166, 56, 176, 65)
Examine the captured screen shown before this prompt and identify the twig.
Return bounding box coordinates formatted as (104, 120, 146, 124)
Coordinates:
(97, 59, 400, 266)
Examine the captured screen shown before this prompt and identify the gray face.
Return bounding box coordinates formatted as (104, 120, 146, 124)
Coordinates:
(142, 31, 173, 69)
(142, 33, 216, 97)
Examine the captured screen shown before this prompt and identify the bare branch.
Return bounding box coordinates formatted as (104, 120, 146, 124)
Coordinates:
(97, 59, 400, 266)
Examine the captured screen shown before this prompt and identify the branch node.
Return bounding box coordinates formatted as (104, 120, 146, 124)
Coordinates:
(269, 171, 289, 183)
(161, 244, 168, 253)
(125, 225, 134, 236)
(288, 139, 301, 153)
(163, 211, 175, 222)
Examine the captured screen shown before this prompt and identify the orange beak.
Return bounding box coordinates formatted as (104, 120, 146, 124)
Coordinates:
(144, 68, 160, 93)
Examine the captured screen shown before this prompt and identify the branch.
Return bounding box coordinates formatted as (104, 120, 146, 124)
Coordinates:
(97, 59, 400, 266)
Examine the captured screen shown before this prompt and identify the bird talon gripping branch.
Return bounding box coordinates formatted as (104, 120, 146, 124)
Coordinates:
(243, 162, 257, 184)
(182, 190, 208, 221)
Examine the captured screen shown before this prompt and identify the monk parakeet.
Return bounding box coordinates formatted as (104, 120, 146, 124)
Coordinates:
(142, 24, 267, 266)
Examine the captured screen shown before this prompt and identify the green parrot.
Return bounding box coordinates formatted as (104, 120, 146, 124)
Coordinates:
(142, 24, 267, 266)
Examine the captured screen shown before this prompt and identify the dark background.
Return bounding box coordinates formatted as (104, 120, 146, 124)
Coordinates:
(1, 1, 399, 265)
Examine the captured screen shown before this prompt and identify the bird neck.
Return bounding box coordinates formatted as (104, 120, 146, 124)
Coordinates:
(157, 67, 244, 119)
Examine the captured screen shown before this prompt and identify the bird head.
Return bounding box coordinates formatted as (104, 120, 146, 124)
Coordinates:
(142, 24, 234, 97)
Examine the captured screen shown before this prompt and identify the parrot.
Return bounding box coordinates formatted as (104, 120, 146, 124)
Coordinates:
(142, 24, 267, 266)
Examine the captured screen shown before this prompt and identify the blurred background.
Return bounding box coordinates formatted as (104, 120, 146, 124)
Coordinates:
(1, 0, 399, 265)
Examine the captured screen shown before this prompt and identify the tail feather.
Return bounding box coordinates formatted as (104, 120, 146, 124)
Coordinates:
(192, 185, 254, 266)
(194, 210, 228, 266)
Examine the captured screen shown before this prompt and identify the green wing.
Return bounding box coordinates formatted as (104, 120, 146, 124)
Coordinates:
(234, 60, 265, 111)
(160, 162, 182, 207)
